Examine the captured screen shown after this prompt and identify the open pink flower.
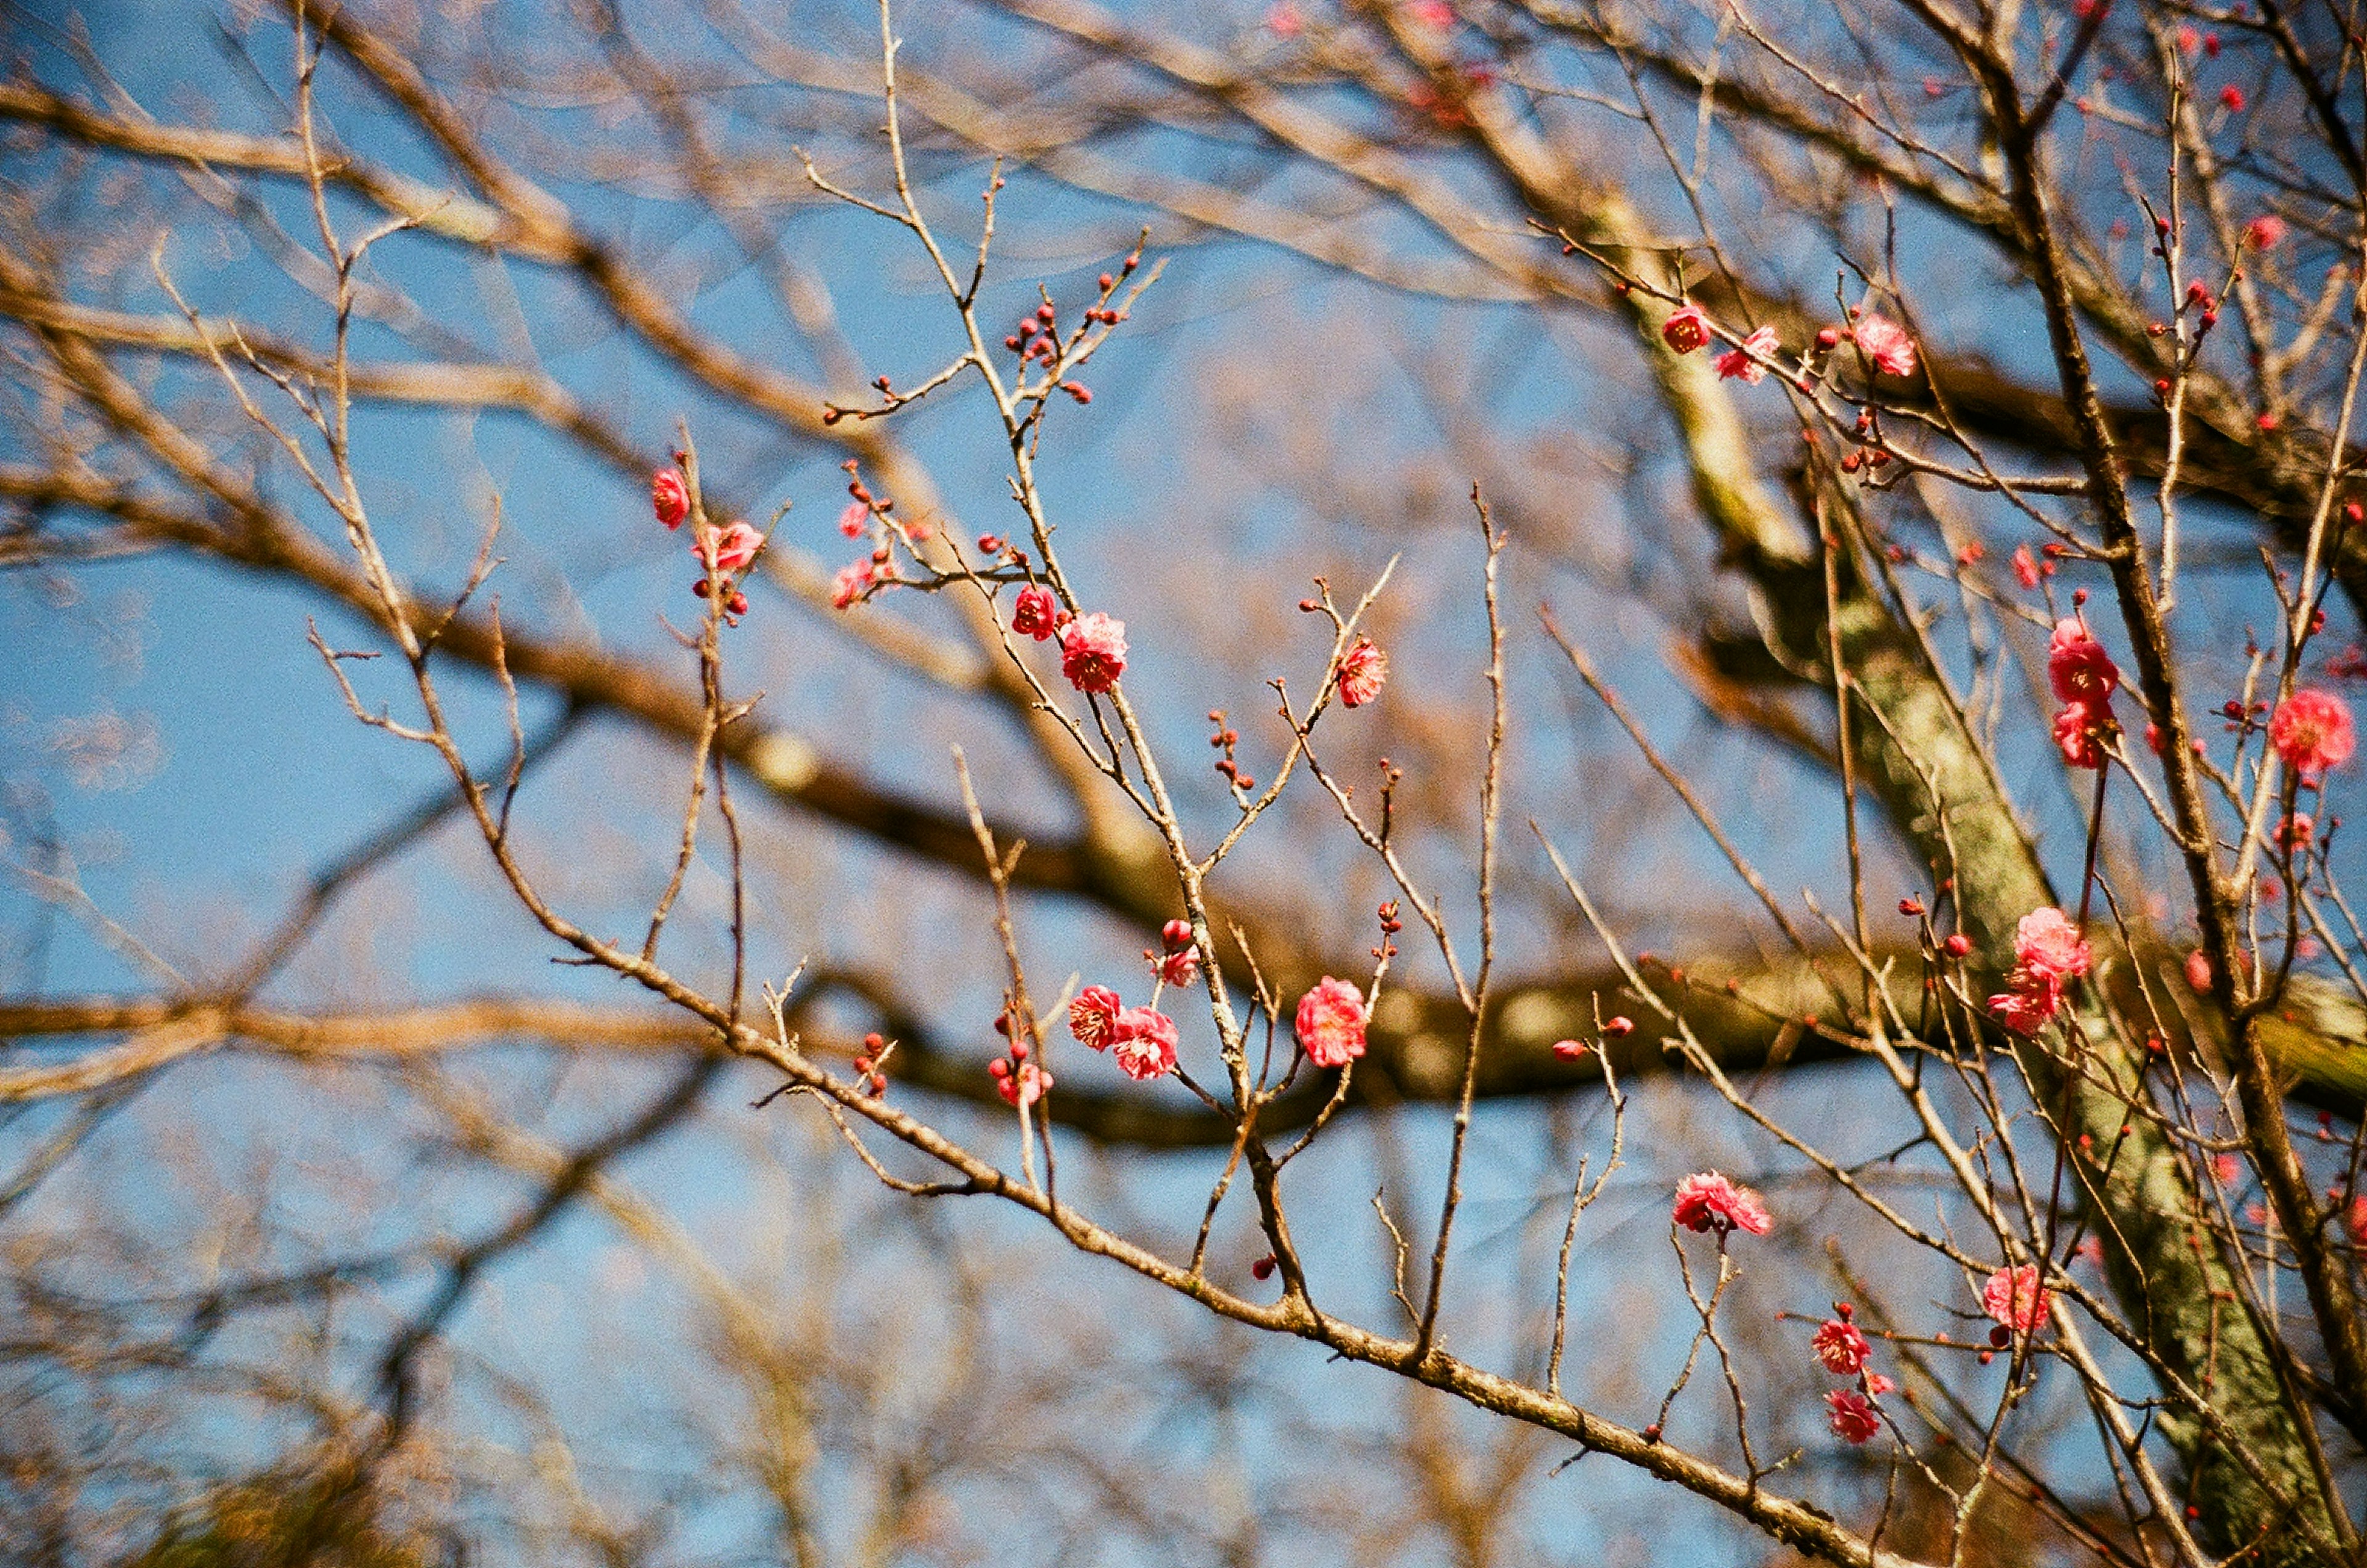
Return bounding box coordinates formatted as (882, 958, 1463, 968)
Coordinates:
(1854, 314, 1918, 378)
(831, 557, 875, 610)
(1715, 325, 1779, 384)
(1108, 1007, 1179, 1080)
(1060, 611, 1129, 693)
(1826, 1389, 1881, 1444)
(1011, 585, 1061, 641)
(2052, 698, 2113, 769)
(2013, 543, 2042, 589)
(1987, 981, 2063, 1035)
(1339, 639, 1389, 707)
(695, 521, 764, 576)
(1069, 985, 1124, 1050)
(2047, 619, 2120, 705)
(1661, 303, 1711, 355)
(1813, 1318, 1871, 1375)
(652, 468, 689, 529)
(2270, 688, 2356, 777)
(2013, 907, 2091, 987)
(1982, 1264, 2051, 1333)
(838, 500, 870, 537)
(1294, 977, 1368, 1068)
(1672, 1171, 1772, 1236)
(2244, 214, 2287, 251)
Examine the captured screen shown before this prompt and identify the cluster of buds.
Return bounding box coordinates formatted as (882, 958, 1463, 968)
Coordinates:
(849, 1031, 889, 1098)
(831, 460, 920, 611)
(986, 1014, 1051, 1109)
(1374, 899, 1402, 962)
(1208, 709, 1256, 792)
(1147, 918, 1201, 988)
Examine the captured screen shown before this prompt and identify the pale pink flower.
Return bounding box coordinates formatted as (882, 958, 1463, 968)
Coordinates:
(831, 557, 875, 610)
(1672, 1171, 1772, 1236)
(1060, 611, 1129, 693)
(652, 468, 689, 529)
(1294, 976, 1368, 1068)
(1982, 1264, 2050, 1334)
(1069, 985, 1124, 1050)
(696, 521, 764, 576)
(1011, 584, 1061, 641)
(1339, 639, 1389, 707)
(1813, 1318, 1871, 1375)
(838, 500, 870, 537)
(1854, 314, 1918, 378)
(2013, 907, 2092, 987)
(1715, 325, 1779, 384)
(1661, 303, 1711, 354)
(1108, 1006, 1180, 1080)
(2270, 688, 2356, 777)
(1265, 0, 1304, 35)
(1826, 1389, 1881, 1444)
(2047, 619, 2120, 705)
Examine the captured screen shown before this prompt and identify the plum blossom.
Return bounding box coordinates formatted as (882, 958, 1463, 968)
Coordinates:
(2270, 688, 2356, 777)
(1982, 1264, 2051, 1334)
(2013, 543, 2042, 589)
(1265, 0, 1304, 35)
(2245, 214, 2287, 250)
(1715, 325, 1779, 384)
(2047, 619, 2120, 706)
(1988, 907, 2090, 1034)
(652, 468, 689, 529)
(1060, 611, 1129, 693)
(832, 558, 875, 610)
(1826, 1390, 1881, 1444)
(1854, 314, 1918, 377)
(2052, 700, 2113, 769)
(1108, 1007, 1180, 1080)
(1813, 1317, 1871, 1375)
(1672, 1171, 1773, 1236)
(1070, 985, 1124, 1050)
(1661, 303, 1711, 354)
(1012, 584, 1062, 641)
(1339, 639, 1389, 707)
(1412, 0, 1455, 25)
(1294, 977, 1368, 1068)
(695, 521, 764, 576)
(989, 1058, 1051, 1109)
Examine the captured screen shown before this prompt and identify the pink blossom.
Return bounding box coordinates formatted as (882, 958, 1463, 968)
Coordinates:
(1108, 1006, 1180, 1080)
(1059, 611, 1129, 694)
(1672, 1171, 1773, 1236)
(1854, 314, 1918, 378)
(1411, 0, 1455, 25)
(1069, 984, 1124, 1050)
(1826, 1389, 1881, 1444)
(2270, 688, 2356, 777)
(1862, 1371, 1897, 1397)
(1982, 1264, 2050, 1333)
(2244, 214, 2287, 251)
(1265, 0, 1304, 35)
(2013, 543, 2042, 589)
(2177, 22, 2199, 53)
(695, 521, 764, 576)
(1987, 982, 2062, 1035)
(2212, 1153, 2242, 1185)
(1661, 303, 1711, 355)
(1294, 976, 1368, 1068)
(1339, 639, 1389, 707)
(2348, 1196, 2367, 1244)
(2221, 84, 2246, 113)
(992, 1059, 1052, 1109)
(1813, 1318, 1871, 1375)
(1011, 584, 1061, 641)
(1715, 325, 1779, 384)
(652, 468, 689, 529)
(2052, 698, 2112, 769)
(831, 557, 875, 610)
(1149, 947, 1200, 987)
(2013, 907, 2092, 987)
(2047, 619, 2120, 705)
